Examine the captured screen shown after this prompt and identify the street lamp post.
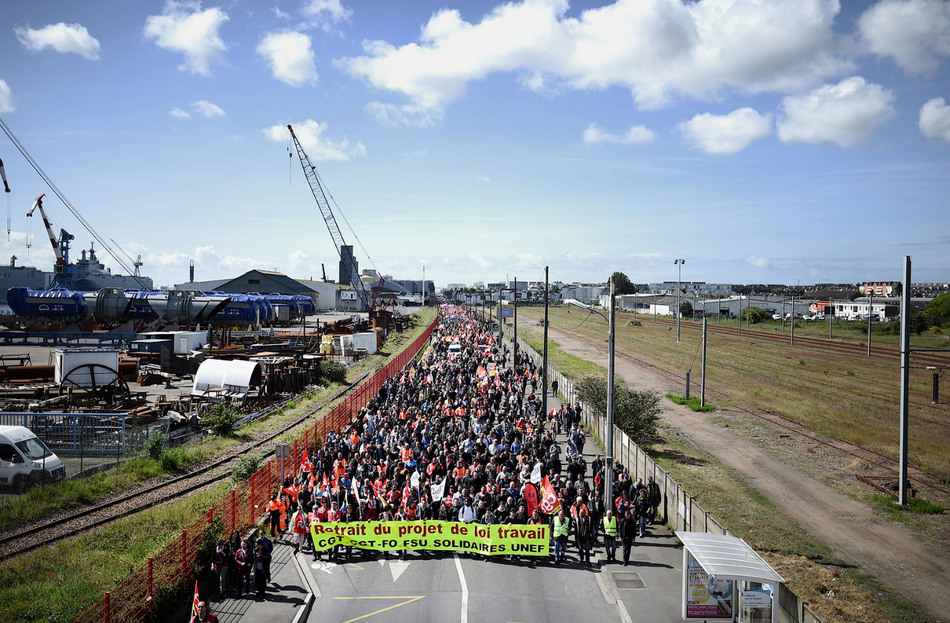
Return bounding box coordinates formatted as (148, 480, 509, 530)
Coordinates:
(564, 276, 616, 513)
(674, 259, 685, 342)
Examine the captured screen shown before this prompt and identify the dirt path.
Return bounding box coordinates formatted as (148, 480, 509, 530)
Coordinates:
(549, 327, 948, 622)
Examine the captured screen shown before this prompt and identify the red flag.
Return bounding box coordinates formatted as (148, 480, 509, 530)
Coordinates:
(189, 580, 199, 622)
(524, 482, 538, 516)
(539, 476, 561, 516)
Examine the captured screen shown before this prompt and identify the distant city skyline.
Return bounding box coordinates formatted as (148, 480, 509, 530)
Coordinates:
(1, 0, 948, 290)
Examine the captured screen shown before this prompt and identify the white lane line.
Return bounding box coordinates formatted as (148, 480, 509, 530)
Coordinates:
(454, 553, 469, 623)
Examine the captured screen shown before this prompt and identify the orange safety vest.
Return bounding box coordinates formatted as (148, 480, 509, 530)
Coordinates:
(267, 499, 280, 513)
(279, 500, 287, 530)
(400, 447, 412, 462)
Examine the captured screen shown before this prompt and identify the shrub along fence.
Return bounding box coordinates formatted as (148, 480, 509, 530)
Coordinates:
(75, 315, 438, 623)
(513, 334, 824, 623)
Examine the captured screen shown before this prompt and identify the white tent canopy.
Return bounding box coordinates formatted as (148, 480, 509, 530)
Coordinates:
(192, 359, 262, 399)
(677, 532, 784, 584)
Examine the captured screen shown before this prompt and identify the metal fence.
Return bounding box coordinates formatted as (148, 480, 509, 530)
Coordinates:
(513, 333, 824, 623)
(75, 314, 438, 622)
(0, 412, 126, 454)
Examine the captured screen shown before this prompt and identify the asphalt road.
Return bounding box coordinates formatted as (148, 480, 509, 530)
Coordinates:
(304, 552, 621, 623)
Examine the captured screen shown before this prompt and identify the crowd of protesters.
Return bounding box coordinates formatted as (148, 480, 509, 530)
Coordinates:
(293, 305, 660, 565)
(211, 304, 662, 601)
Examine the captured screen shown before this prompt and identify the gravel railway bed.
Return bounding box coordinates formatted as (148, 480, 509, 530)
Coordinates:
(637, 314, 950, 367)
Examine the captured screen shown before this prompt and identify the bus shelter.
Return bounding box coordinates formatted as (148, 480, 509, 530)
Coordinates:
(677, 532, 785, 623)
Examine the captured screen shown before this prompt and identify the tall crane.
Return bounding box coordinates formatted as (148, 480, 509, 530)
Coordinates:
(27, 193, 74, 289)
(287, 124, 372, 311)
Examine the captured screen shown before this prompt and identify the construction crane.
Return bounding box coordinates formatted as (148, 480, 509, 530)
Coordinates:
(110, 238, 144, 277)
(27, 193, 74, 289)
(287, 124, 372, 311)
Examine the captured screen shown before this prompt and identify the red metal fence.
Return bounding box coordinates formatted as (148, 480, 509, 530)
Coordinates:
(75, 316, 438, 622)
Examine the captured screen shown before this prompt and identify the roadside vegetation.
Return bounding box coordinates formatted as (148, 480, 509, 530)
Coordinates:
(0, 484, 228, 622)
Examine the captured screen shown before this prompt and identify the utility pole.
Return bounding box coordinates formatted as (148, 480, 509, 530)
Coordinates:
(701, 316, 708, 408)
(543, 266, 549, 421)
(605, 275, 616, 509)
(898, 256, 911, 505)
(675, 259, 685, 342)
(868, 293, 873, 358)
(497, 286, 503, 348)
(790, 294, 795, 345)
(513, 276, 518, 367)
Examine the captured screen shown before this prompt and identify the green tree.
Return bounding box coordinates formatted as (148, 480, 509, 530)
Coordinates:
(740, 306, 771, 324)
(576, 376, 662, 448)
(921, 292, 950, 328)
(203, 402, 240, 437)
(611, 272, 638, 295)
(679, 300, 693, 318)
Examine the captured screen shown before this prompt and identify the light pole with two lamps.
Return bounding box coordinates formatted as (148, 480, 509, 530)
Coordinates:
(564, 276, 616, 510)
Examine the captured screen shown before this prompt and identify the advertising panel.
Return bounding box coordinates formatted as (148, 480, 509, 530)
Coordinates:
(685, 551, 734, 619)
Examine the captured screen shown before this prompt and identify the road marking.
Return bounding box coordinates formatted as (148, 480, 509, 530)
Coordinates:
(454, 553, 469, 623)
(334, 596, 425, 622)
(389, 559, 410, 582)
(311, 561, 336, 574)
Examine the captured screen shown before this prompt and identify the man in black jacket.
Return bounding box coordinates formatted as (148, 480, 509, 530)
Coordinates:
(618, 509, 637, 566)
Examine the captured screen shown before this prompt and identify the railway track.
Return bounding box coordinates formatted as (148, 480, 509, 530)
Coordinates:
(0, 372, 370, 563)
(549, 326, 950, 499)
(628, 314, 950, 367)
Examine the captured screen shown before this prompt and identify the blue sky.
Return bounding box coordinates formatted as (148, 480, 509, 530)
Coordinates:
(1, 0, 948, 290)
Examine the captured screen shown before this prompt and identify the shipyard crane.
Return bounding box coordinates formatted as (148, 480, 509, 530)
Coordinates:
(0, 116, 149, 289)
(287, 124, 373, 311)
(27, 193, 74, 289)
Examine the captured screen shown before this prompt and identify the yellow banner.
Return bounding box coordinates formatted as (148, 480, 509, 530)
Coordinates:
(310, 520, 549, 557)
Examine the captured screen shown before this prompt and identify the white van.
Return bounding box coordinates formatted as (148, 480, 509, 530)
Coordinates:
(0, 425, 66, 493)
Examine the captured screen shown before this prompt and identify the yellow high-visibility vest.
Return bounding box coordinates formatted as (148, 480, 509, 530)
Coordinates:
(602, 516, 617, 537)
(553, 516, 570, 538)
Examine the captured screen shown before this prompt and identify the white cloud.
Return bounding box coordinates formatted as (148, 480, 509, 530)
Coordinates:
(365, 101, 442, 128)
(302, 0, 353, 30)
(170, 107, 191, 119)
(777, 76, 896, 148)
(679, 108, 771, 155)
(858, 0, 950, 76)
(257, 31, 318, 86)
(339, 0, 850, 119)
(192, 99, 225, 117)
(745, 255, 770, 268)
(194, 245, 262, 276)
(0, 80, 13, 113)
(264, 119, 366, 161)
(144, 2, 229, 76)
(919, 97, 950, 142)
(467, 252, 494, 270)
(15, 22, 101, 60)
(272, 7, 290, 20)
(583, 123, 655, 144)
(476, 175, 491, 183)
